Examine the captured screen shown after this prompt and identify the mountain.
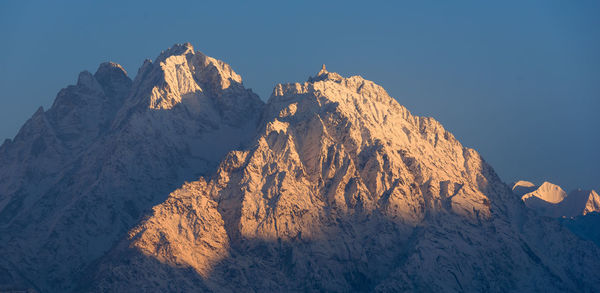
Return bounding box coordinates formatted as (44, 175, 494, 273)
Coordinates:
(1, 44, 600, 292)
(520, 182, 567, 216)
(515, 181, 600, 218)
(0, 43, 263, 292)
(520, 181, 567, 204)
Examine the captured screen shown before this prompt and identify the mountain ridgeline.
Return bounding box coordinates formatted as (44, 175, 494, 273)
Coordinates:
(0, 44, 598, 292)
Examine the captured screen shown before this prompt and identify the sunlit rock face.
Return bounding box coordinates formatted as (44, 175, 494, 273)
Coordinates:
(2, 44, 600, 292)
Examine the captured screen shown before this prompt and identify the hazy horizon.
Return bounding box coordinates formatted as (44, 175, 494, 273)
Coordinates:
(1, 0, 598, 191)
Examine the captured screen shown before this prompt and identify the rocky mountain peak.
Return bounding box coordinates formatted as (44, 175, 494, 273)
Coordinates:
(94, 62, 130, 85)
(125, 43, 260, 125)
(156, 42, 195, 62)
(95, 61, 128, 77)
(93, 62, 132, 101)
(308, 64, 343, 83)
(76, 70, 101, 90)
(319, 63, 327, 74)
(153, 42, 242, 89)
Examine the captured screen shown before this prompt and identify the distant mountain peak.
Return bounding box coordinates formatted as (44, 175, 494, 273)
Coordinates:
(93, 62, 132, 99)
(319, 64, 328, 74)
(154, 43, 244, 89)
(534, 181, 567, 203)
(121, 43, 260, 126)
(517, 180, 600, 217)
(76, 70, 99, 89)
(156, 42, 195, 62)
(308, 64, 343, 83)
(95, 62, 128, 79)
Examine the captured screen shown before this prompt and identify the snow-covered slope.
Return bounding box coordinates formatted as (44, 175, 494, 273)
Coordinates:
(1, 46, 599, 292)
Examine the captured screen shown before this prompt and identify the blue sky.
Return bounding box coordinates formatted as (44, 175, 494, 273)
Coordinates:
(1, 0, 598, 191)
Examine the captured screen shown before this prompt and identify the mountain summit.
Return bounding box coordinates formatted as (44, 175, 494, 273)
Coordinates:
(1, 44, 599, 292)
(516, 180, 600, 218)
(308, 64, 343, 83)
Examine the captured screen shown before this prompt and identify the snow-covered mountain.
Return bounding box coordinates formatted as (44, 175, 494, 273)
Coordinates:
(0, 43, 263, 292)
(1, 44, 599, 292)
(520, 181, 567, 204)
(514, 181, 600, 218)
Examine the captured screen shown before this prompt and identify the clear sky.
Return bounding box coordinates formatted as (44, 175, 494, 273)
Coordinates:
(0, 0, 598, 191)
